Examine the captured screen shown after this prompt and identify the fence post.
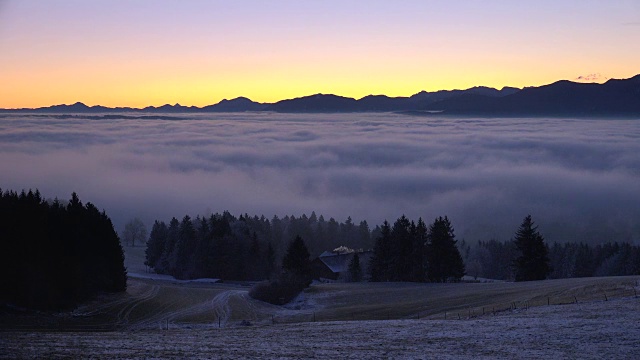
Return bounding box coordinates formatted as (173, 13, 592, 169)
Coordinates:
(547, 297, 550, 306)
(313, 312, 316, 322)
(218, 318, 221, 328)
(444, 311, 447, 320)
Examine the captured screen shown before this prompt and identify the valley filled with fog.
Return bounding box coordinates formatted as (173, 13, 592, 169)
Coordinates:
(1, 113, 638, 244)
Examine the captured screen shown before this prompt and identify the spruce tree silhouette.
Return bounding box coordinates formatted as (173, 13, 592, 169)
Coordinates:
(282, 235, 311, 280)
(513, 215, 551, 281)
(427, 216, 465, 283)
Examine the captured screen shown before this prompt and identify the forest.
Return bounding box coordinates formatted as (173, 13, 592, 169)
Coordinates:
(0, 190, 127, 310)
(144, 210, 640, 283)
(144, 212, 373, 281)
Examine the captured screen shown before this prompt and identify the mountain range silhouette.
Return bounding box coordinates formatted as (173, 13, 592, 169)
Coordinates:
(3, 75, 639, 117)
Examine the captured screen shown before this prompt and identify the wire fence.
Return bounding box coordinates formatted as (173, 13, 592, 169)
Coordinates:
(264, 284, 639, 326)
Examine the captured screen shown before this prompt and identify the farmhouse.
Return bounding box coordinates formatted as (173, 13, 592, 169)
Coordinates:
(311, 249, 373, 281)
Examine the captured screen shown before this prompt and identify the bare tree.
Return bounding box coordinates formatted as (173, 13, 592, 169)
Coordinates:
(122, 218, 147, 247)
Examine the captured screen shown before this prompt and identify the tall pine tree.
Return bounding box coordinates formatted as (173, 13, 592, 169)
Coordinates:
(282, 235, 311, 279)
(348, 253, 363, 282)
(145, 220, 167, 270)
(390, 216, 414, 281)
(427, 216, 465, 282)
(369, 221, 392, 282)
(513, 215, 551, 281)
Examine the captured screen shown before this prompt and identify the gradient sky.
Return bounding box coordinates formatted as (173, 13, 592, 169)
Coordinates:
(1, 0, 639, 108)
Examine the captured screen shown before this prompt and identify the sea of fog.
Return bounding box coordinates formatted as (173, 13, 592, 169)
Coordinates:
(1, 113, 639, 244)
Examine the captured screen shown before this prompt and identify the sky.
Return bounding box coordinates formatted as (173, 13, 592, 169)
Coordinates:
(1, 113, 639, 245)
(0, 0, 639, 108)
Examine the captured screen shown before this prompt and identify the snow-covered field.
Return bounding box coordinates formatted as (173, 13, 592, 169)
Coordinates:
(2, 296, 638, 359)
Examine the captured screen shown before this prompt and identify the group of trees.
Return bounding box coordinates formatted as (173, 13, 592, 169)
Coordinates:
(548, 242, 640, 279)
(144, 212, 373, 281)
(144, 208, 638, 285)
(145, 213, 276, 281)
(369, 216, 465, 283)
(143, 211, 469, 284)
(0, 189, 126, 310)
(465, 217, 640, 281)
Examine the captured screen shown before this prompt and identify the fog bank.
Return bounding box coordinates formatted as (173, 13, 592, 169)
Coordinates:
(1, 113, 638, 244)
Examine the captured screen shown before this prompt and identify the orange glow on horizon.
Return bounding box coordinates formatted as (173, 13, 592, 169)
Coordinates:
(1, 63, 634, 109)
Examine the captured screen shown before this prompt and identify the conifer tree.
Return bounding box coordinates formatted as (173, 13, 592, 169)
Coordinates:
(348, 252, 363, 282)
(369, 221, 392, 281)
(265, 241, 276, 279)
(390, 215, 414, 281)
(174, 215, 197, 279)
(145, 220, 167, 269)
(411, 218, 428, 282)
(158, 217, 180, 274)
(282, 235, 311, 279)
(513, 215, 551, 281)
(427, 216, 465, 282)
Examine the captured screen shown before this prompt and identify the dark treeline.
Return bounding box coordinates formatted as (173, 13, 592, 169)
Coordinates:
(144, 212, 373, 281)
(145, 209, 639, 283)
(145, 211, 466, 283)
(549, 242, 640, 279)
(466, 240, 640, 281)
(0, 190, 127, 310)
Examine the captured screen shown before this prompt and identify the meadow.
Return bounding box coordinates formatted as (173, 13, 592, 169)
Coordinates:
(1, 245, 637, 359)
(2, 276, 638, 359)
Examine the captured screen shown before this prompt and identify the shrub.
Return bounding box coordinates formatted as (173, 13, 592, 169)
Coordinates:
(248, 273, 308, 305)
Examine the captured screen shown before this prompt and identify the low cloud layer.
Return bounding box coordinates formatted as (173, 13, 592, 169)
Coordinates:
(574, 73, 609, 82)
(1, 113, 639, 244)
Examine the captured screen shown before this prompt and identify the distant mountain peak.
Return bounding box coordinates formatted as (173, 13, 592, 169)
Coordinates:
(202, 96, 266, 112)
(219, 97, 253, 103)
(2, 73, 638, 116)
